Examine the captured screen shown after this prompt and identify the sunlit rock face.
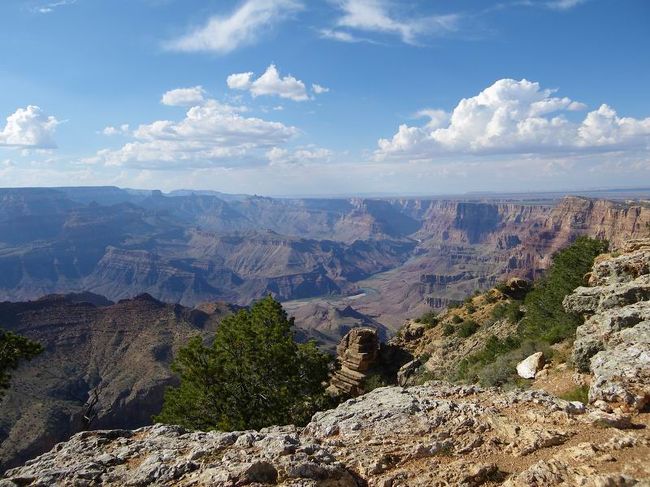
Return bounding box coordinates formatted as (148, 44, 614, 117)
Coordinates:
(328, 327, 380, 396)
(564, 238, 650, 412)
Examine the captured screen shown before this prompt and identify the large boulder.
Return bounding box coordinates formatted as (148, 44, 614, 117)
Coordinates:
(397, 359, 421, 386)
(516, 352, 544, 379)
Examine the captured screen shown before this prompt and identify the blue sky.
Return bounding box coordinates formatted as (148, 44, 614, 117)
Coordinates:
(0, 0, 649, 196)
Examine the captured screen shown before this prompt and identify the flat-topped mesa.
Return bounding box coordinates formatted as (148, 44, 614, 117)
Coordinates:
(328, 327, 380, 396)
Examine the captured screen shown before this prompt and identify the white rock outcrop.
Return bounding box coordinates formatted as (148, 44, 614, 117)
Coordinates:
(516, 352, 544, 379)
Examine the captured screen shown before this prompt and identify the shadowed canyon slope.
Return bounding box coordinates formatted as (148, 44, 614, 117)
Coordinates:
(0, 293, 236, 472)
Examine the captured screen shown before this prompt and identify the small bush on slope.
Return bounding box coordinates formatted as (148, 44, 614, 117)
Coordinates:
(490, 300, 524, 324)
(457, 320, 479, 338)
(0, 328, 43, 400)
(418, 310, 439, 327)
(156, 296, 332, 431)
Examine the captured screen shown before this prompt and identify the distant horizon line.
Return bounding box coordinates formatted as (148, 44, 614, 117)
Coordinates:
(1, 184, 650, 201)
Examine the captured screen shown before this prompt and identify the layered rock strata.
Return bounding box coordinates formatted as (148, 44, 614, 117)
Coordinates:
(564, 238, 650, 411)
(328, 328, 380, 396)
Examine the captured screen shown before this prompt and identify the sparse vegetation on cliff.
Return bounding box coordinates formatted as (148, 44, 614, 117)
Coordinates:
(453, 237, 607, 386)
(0, 328, 43, 400)
(408, 237, 609, 387)
(156, 296, 332, 431)
(520, 236, 609, 344)
(414, 310, 439, 327)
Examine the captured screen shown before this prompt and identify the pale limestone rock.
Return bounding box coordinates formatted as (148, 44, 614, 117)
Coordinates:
(3, 383, 649, 486)
(516, 352, 544, 379)
(564, 239, 650, 411)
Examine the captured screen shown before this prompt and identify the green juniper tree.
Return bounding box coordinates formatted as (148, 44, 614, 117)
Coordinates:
(156, 296, 332, 431)
(0, 328, 43, 399)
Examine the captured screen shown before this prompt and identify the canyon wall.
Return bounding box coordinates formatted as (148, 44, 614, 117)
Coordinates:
(1, 187, 649, 329)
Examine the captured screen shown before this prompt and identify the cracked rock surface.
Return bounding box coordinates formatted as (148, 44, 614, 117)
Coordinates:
(564, 238, 650, 411)
(3, 382, 649, 486)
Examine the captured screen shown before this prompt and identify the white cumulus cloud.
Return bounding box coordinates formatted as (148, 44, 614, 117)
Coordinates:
(166, 0, 303, 54)
(376, 78, 650, 161)
(161, 86, 207, 107)
(87, 99, 298, 169)
(0, 105, 60, 149)
(226, 72, 254, 90)
(227, 64, 312, 102)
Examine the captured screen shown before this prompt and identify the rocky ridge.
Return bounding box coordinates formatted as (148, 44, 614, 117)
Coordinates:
(564, 238, 650, 412)
(3, 382, 649, 486)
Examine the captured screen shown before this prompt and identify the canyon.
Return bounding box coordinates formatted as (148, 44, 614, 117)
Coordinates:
(1, 186, 650, 475)
(2, 187, 649, 336)
(4, 235, 650, 486)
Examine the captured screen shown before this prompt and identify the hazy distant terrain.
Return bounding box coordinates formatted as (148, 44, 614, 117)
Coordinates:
(1, 186, 649, 333)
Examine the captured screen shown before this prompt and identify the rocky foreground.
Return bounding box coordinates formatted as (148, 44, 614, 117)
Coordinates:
(2, 382, 649, 486)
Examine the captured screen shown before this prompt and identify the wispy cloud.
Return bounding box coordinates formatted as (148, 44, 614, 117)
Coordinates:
(312, 84, 330, 95)
(505, 0, 590, 11)
(267, 146, 332, 166)
(166, 0, 303, 54)
(326, 0, 460, 45)
(545, 0, 588, 10)
(319, 28, 369, 43)
(32, 0, 77, 14)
